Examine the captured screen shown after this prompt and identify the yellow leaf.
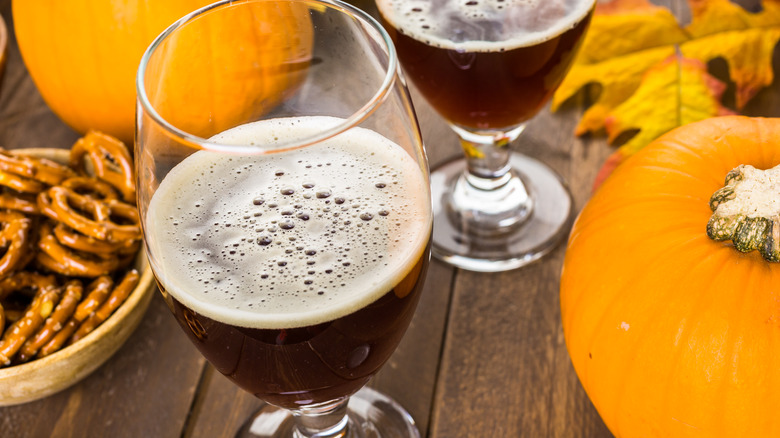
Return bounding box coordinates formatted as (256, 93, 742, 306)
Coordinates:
(591, 55, 735, 191)
(682, 0, 780, 108)
(554, 0, 780, 135)
(551, 0, 687, 135)
(605, 55, 733, 156)
(682, 28, 780, 108)
(556, 46, 675, 135)
(573, 0, 687, 65)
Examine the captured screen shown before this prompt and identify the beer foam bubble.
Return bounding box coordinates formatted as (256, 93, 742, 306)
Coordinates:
(377, 0, 595, 52)
(146, 116, 431, 329)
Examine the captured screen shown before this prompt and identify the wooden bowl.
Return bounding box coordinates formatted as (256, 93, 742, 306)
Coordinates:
(0, 148, 155, 406)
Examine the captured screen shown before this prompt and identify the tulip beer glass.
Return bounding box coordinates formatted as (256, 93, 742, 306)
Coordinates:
(136, 1, 432, 436)
(377, 0, 595, 271)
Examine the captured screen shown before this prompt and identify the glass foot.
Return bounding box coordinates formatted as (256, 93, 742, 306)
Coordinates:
(430, 152, 574, 272)
(237, 387, 421, 438)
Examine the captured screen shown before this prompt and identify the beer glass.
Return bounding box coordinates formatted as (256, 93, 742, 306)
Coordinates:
(377, 0, 595, 271)
(136, 1, 431, 437)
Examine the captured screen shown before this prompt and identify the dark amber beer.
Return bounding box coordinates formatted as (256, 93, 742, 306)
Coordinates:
(377, 0, 595, 130)
(146, 116, 432, 409)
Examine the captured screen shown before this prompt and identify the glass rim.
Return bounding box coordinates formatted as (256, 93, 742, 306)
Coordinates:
(135, 0, 398, 154)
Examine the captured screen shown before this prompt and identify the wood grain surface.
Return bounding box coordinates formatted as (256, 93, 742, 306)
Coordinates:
(0, 0, 777, 437)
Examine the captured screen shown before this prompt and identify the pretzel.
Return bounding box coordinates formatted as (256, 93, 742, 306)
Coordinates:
(53, 223, 135, 255)
(3, 309, 23, 324)
(70, 131, 135, 203)
(37, 222, 120, 277)
(0, 149, 75, 187)
(38, 276, 112, 357)
(0, 271, 58, 301)
(0, 191, 40, 214)
(70, 269, 139, 344)
(0, 169, 44, 193)
(38, 186, 141, 242)
(0, 134, 143, 365)
(115, 240, 142, 272)
(0, 211, 34, 279)
(0, 287, 60, 365)
(16, 281, 83, 362)
(61, 176, 119, 202)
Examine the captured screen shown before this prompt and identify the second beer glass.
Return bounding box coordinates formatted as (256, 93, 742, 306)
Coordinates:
(377, 0, 596, 271)
(136, 1, 431, 436)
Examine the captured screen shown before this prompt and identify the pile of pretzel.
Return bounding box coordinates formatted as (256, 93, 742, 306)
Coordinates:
(0, 131, 142, 367)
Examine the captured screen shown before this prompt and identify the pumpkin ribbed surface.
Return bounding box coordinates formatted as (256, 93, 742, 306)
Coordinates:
(561, 116, 780, 437)
(13, 1, 313, 143)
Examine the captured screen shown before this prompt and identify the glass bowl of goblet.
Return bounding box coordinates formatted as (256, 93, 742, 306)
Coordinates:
(136, 1, 432, 437)
(377, 0, 596, 272)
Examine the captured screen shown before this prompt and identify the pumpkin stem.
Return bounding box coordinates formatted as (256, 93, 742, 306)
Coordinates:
(707, 164, 780, 261)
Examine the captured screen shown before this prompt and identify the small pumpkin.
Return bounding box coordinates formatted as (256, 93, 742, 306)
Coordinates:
(13, 0, 313, 143)
(0, 14, 6, 92)
(561, 116, 780, 437)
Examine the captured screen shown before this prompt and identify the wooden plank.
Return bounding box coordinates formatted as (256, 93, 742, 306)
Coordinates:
(369, 260, 455, 435)
(429, 251, 568, 436)
(48, 295, 205, 438)
(549, 97, 614, 438)
(425, 82, 611, 436)
(184, 365, 264, 438)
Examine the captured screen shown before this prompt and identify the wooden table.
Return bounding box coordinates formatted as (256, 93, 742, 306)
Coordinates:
(1, 0, 778, 436)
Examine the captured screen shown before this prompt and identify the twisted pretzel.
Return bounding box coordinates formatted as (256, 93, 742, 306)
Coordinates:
(0, 287, 60, 366)
(70, 269, 139, 343)
(0, 136, 144, 365)
(39, 276, 112, 357)
(61, 176, 119, 202)
(70, 131, 135, 203)
(37, 222, 120, 277)
(0, 191, 40, 215)
(53, 223, 135, 255)
(3, 309, 23, 324)
(115, 240, 142, 273)
(0, 271, 57, 301)
(1, 277, 53, 355)
(0, 169, 44, 193)
(38, 186, 141, 242)
(16, 281, 82, 362)
(0, 211, 34, 279)
(0, 149, 75, 187)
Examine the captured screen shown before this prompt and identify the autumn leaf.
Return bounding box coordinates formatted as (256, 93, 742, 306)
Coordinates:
(682, 0, 780, 108)
(605, 56, 734, 148)
(592, 55, 735, 189)
(553, 0, 780, 137)
(551, 0, 688, 134)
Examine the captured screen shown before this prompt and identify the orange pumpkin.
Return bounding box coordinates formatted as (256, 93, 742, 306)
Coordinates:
(561, 116, 780, 437)
(0, 14, 6, 92)
(13, 0, 313, 143)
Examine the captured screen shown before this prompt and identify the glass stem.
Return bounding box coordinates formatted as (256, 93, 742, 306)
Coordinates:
(446, 124, 533, 236)
(291, 396, 354, 438)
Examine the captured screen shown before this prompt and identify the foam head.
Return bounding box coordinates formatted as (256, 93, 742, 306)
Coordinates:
(146, 116, 431, 329)
(377, 0, 595, 51)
